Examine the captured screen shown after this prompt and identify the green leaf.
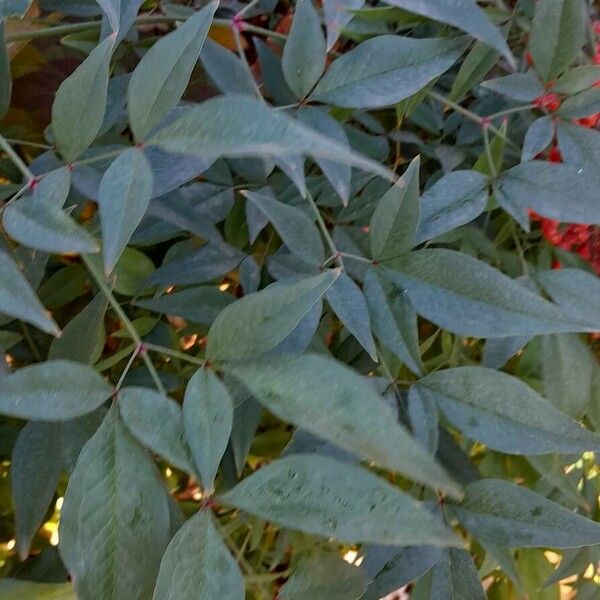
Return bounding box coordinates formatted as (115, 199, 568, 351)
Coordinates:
(0, 580, 75, 600)
(481, 71, 543, 102)
(429, 548, 485, 599)
(206, 270, 339, 361)
(32, 167, 71, 206)
(11, 422, 62, 559)
(383, 248, 593, 337)
(554, 65, 600, 94)
(147, 94, 393, 180)
(0, 360, 112, 420)
(3, 195, 99, 254)
(48, 292, 108, 364)
(200, 38, 258, 96)
(0, 249, 59, 335)
(311, 35, 467, 108)
(182, 367, 233, 492)
(416, 366, 600, 454)
(522, 117, 554, 162)
(51, 35, 114, 162)
(297, 107, 352, 204)
(529, 0, 587, 82)
(326, 271, 377, 360)
(541, 334, 598, 419)
(415, 170, 488, 244)
(324, 0, 365, 50)
(452, 478, 600, 548)
(127, 1, 218, 140)
(282, 0, 326, 99)
(98, 148, 153, 273)
(370, 156, 420, 260)
(557, 87, 600, 119)
(361, 545, 443, 600)
(280, 550, 367, 600)
(537, 268, 600, 330)
(556, 120, 600, 174)
(362, 266, 423, 375)
(226, 353, 461, 497)
(118, 386, 194, 474)
(221, 454, 461, 546)
(152, 509, 244, 600)
(497, 161, 600, 226)
(449, 40, 500, 101)
(0, 24, 10, 120)
(134, 286, 233, 324)
(381, 0, 514, 66)
(59, 407, 171, 600)
(96, 0, 144, 42)
(243, 189, 324, 265)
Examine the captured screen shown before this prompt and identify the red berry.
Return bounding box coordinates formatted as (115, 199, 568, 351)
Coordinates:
(547, 146, 562, 163)
(533, 92, 561, 111)
(524, 51, 534, 66)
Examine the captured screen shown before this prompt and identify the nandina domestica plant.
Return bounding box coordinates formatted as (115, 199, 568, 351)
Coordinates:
(1, 0, 600, 598)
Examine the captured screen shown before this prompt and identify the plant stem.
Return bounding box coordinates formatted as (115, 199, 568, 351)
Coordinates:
(232, 25, 263, 98)
(242, 23, 287, 40)
(114, 344, 140, 391)
(144, 342, 205, 366)
(305, 191, 344, 268)
(482, 125, 498, 179)
(20, 322, 42, 362)
(487, 104, 533, 119)
(236, 0, 263, 19)
(6, 138, 52, 149)
(82, 255, 166, 394)
(339, 251, 373, 265)
(0, 134, 34, 182)
(427, 90, 519, 150)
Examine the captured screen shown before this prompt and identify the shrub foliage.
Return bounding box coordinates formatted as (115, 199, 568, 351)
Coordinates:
(1, 0, 600, 598)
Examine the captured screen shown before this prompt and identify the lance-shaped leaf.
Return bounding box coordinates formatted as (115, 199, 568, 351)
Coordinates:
(529, 0, 587, 82)
(11, 422, 62, 559)
(220, 455, 461, 546)
(383, 249, 593, 337)
(206, 270, 340, 361)
(48, 292, 107, 364)
(118, 387, 194, 474)
(3, 196, 99, 254)
(324, 0, 365, 50)
(183, 368, 233, 492)
(51, 35, 114, 162)
(243, 189, 325, 265)
(381, 0, 514, 66)
(497, 161, 600, 226)
(0, 360, 112, 420)
(31, 167, 71, 206)
(282, 0, 326, 99)
(59, 408, 171, 600)
(147, 94, 394, 180)
(452, 479, 600, 548)
(152, 509, 244, 600)
(0, 250, 59, 335)
(127, 1, 218, 140)
(280, 550, 367, 600)
(416, 366, 600, 454)
(430, 548, 485, 599)
(0, 580, 75, 599)
(226, 353, 461, 498)
(414, 170, 488, 244)
(310, 35, 468, 108)
(370, 156, 420, 260)
(98, 148, 153, 273)
(326, 272, 377, 360)
(96, 0, 144, 42)
(522, 117, 554, 162)
(363, 267, 423, 376)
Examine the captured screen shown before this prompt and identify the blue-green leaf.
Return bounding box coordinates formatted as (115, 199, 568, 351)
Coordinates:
(152, 509, 244, 600)
(452, 478, 600, 548)
(417, 366, 600, 454)
(221, 455, 461, 546)
(282, 0, 326, 99)
(98, 148, 153, 273)
(127, 1, 218, 140)
(183, 368, 233, 493)
(311, 35, 468, 108)
(0, 360, 112, 420)
(206, 270, 339, 361)
(226, 353, 461, 497)
(51, 35, 114, 162)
